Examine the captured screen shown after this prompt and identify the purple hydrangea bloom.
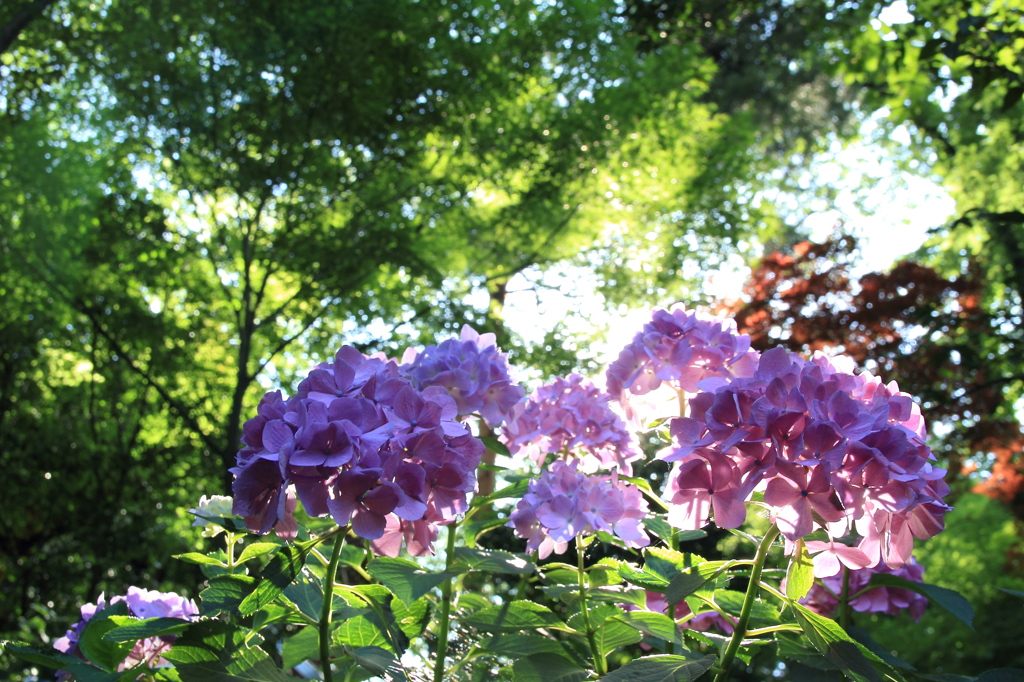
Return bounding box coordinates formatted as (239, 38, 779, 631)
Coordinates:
(606, 307, 758, 411)
(400, 325, 526, 428)
(232, 331, 505, 556)
(657, 345, 950, 571)
(801, 558, 928, 621)
(54, 587, 199, 678)
(502, 373, 642, 474)
(508, 460, 649, 558)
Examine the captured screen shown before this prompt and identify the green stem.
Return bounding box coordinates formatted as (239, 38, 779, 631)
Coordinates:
(714, 524, 780, 682)
(433, 521, 460, 682)
(839, 565, 852, 630)
(745, 624, 804, 637)
(320, 535, 346, 682)
(577, 539, 607, 676)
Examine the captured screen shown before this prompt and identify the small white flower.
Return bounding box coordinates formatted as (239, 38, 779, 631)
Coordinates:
(188, 495, 236, 537)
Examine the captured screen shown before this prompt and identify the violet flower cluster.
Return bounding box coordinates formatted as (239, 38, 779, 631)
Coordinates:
(659, 345, 950, 573)
(508, 460, 650, 559)
(502, 373, 642, 474)
(801, 558, 928, 621)
(54, 587, 199, 678)
(231, 326, 522, 557)
(606, 306, 758, 421)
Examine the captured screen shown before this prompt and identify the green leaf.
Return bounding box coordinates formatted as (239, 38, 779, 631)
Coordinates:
(236, 542, 282, 564)
(594, 617, 644, 657)
(1, 640, 93, 671)
(174, 552, 228, 567)
(461, 601, 573, 633)
(343, 646, 407, 680)
(786, 539, 816, 601)
(366, 556, 454, 606)
(616, 611, 683, 645)
(77, 604, 135, 671)
(483, 634, 582, 662)
(713, 589, 780, 623)
(450, 547, 536, 574)
(996, 587, 1024, 600)
(473, 477, 530, 506)
(480, 435, 511, 457)
(866, 574, 975, 629)
(162, 620, 292, 681)
(283, 581, 323, 621)
(102, 616, 192, 642)
(392, 596, 430, 640)
(512, 653, 590, 682)
(791, 602, 902, 682)
(332, 611, 391, 651)
(598, 653, 717, 681)
(845, 626, 915, 671)
(666, 562, 734, 606)
(281, 626, 319, 671)
(201, 574, 258, 613)
(239, 543, 311, 616)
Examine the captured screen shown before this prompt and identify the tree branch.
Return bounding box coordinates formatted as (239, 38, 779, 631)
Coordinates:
(0, 0, 55, 55)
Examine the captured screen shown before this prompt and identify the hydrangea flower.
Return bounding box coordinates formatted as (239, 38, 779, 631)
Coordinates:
(502, 373, 642, 474)
(801, 558, 928, 621)
(652, 346, 950, 570)
(231, 328, 511, 556)
(606, 307, 758, 421)
(401, 325, 525, 428)
(508, 460, 649, 559)
(54, 587, 199, 679)
(187, 495, 237, 537)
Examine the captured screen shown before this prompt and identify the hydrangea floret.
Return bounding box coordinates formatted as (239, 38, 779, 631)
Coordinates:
(187, 494, 237, 537)
(54, 587, 199, 679)
(801, 557, 929, 621)
(230, 326, 521, 557)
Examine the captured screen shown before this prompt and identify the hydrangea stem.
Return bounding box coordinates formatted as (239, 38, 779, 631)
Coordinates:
(433, 521, 459, 682)
(713, 524, 780, 682)
(578, 539, 607, 676)
(320, 535, 346, 682)
(839, 566, 852, 630)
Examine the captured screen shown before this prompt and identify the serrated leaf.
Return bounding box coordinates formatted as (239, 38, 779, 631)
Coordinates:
(102, 616, 192, 642)
(281, 626, 319, 670)
(239, 543, 310, 615)
(713, 589, 780, 623)
(474, 477, 530, 505)
(283, 581, 323, 621)
(480, 435, 511, 457)
(616, 612, 683, 645)
(512, 653, 590, 682)
(866, 575, 974, 629)
(332, 611, 391, 651)
(791, 602, 903, 682)
(162, 620, 292, 681)
(484, 634, 582, 663)
(594, 617, 643, 657)
(598, 653, 717, 681)
(392, 596, 430, 640)
(236, 542, 281, 564)
(450, 547, 535, 574)
(462, 600, 573, 633)
(201, 574, 257, 612)
(77, 603, 134, 671)
(665, 562, 733, 606)
(345, 645, 407, 680)
(996, 587, 1024, 600)
(1, 640, 90, 671)
(787, 539, 816, 601)
(173, 552, 228, 567)
(366, 556, 454, 606)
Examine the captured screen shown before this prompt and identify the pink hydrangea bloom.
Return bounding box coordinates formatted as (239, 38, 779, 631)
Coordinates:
(54, 587, 199, 679)
(801, 558, 928, 621)
(508, 460, 650, 558)
(502, 373, 642, 474)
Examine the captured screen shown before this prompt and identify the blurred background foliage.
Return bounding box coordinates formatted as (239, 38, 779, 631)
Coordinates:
(1, 0, 1022, 678)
